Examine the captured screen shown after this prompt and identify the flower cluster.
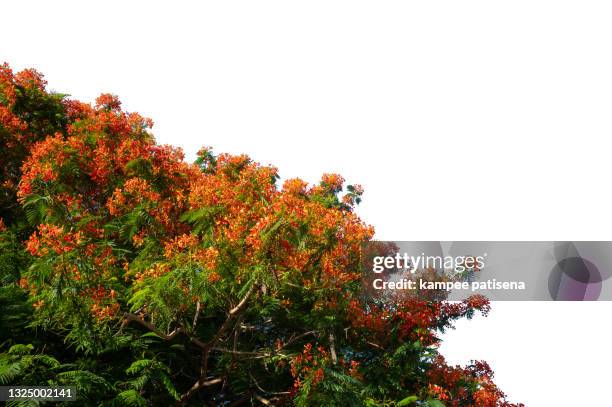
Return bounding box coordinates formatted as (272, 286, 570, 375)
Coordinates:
(426, 356, 525, 407)
(290, 343, 328, 391)
(348, 295, 491, 348)
(26, 224, 83, 257)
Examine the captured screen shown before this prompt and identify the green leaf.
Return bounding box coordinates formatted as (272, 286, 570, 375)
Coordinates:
(397, 395, 418, 406)
(113, 390, 147, 407)
(159, 372, 179, 400)
(126, 359, 153, 375)
(8, 344, 33, 355)
(22, 194, 52, 226)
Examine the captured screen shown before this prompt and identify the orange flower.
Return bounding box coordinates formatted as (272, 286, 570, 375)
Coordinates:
(95, 93, 121, 111)
(207, 271, 221, 283)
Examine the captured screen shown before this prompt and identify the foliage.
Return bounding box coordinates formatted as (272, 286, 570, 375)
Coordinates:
(0, 63, 523, 406)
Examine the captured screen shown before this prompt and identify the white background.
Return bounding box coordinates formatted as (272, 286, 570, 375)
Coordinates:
(3, 1, 612, 405)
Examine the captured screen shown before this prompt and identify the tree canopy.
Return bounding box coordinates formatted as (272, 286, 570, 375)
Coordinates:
(0, 63, 523, 406)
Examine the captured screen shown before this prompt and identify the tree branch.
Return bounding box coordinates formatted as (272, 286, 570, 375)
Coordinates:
(205, 282, 258, 349)
(192, 301, 201, 331)
(175, 377, 223, 406)
(122, 313, 207, 349)
(211, 330, 318, 359)
(329, 333, 338, 365)
(254, 394, 275, 406)
(180, 282, 259, 405)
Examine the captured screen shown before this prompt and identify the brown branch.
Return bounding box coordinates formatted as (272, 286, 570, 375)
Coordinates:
(254, 394, 275, 406)
(228, 393, 253, 407)
(122, 313, 207, 349)
(205, 282, 258, 349)
(192, 301, 201, 331)
(329, 333, 338, 365)
(122, 313, 181, 340)
(180, 282, 259, 405)
(230, 314, 243, 369)
(128, 283, 261, 406)
(175, 377, 223, 406)
(249, 372, 291, 396)
(286, 330, 319, 346)
(212, 347, 273, 356)
(211, 330, 318, 359)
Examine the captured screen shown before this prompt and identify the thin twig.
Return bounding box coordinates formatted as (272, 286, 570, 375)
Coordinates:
(175, 377, 223, 406)
(254, 394, 275, 406)
(329, 333, 338, 365)
(192, 301, 201, 331)
(122, 313, 207, 349)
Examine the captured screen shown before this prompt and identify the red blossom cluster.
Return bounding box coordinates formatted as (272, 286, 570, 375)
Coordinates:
(349, 295, 491, 347)
(185, 149, 374, 292)
(427, 356, 525, 407)
(0, 64, 31, 138)
(10, 85, 201, 322)
(25, 224, 83, 256)
(80, 285, 121, 321)
(290, 343, 328, 391)
(1, 64, 59, 215)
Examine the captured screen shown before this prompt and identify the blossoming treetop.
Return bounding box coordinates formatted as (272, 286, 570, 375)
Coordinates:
(0, 63, 522, 406)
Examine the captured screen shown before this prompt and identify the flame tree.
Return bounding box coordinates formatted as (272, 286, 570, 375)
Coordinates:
(0, 63, 522, 407)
